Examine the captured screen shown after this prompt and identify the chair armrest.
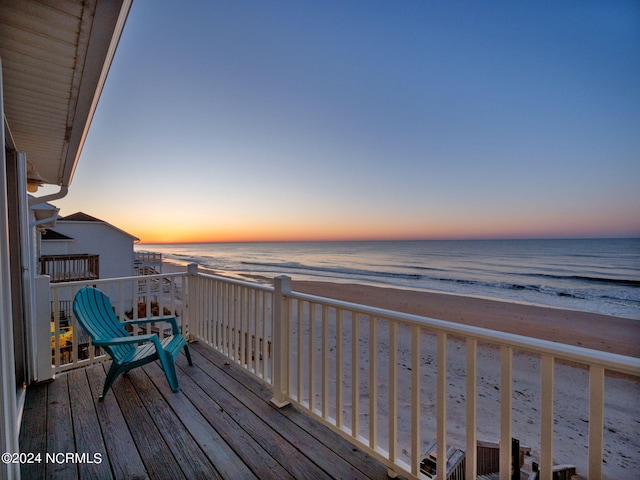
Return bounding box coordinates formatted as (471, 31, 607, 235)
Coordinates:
(92, 334, 157, 346)
(122, 316, 181, 334)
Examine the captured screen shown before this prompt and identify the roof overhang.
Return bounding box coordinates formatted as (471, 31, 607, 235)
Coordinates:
(0, 0, 132, 186)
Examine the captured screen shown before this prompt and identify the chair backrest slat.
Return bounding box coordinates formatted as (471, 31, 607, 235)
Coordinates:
(73, 287, 134, 362)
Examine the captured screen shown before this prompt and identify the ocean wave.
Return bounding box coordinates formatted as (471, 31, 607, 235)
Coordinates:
(141, 239, 640, 319)
(239, 260, 639, 303)
(240, 260, 422, 281)
(523, 273, 640, 288)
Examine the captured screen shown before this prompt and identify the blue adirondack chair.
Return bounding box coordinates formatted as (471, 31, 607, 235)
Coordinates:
(73, 286, 192, 400)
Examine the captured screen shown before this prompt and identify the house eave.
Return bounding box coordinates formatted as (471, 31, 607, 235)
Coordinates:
(0, 0, 133, 187)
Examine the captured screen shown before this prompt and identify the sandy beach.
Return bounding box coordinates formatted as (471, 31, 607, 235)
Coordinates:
(165, 261, 640, 478)
(288, 281, 640, 479)
(290, 280, 640, 358)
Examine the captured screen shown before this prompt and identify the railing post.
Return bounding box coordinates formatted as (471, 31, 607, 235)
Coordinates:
(34, 275, 53, 382)
(588, 366, 605, 479)
(185, 263, 199, 341)
(271, 275, 291, 408)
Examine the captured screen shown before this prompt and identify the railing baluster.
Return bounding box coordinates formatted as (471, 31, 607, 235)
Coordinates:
(216, 279, 222, 351)
(287, 295, 294, 395)
(322, 305, 329, 419)
(248, 288, 255, 372)
(500, 345, 513, 480)
(352, 312, 360, 439)
(540, 355, 555, 480)
(72, 286, 81, 366)
(466, 338, 477, 480)
(309, 303, 316, 413)
(388, 320, 398, 462)
(230, 284, 235, 360)
(588, 365, 605, 479)
(228, 282, 234, 358)
(261, 290, 268, 380)
(205, 276, 211, 344)
(411, 325, 421, 477)
(336, 309, 344, 429)
(221, 281, 227, 354)
(297, 300, 304, 404)
(145, 277, 152, 336)
(201, 275, 207, 344)
(53, 288, 60, 369)
(437, 331, 447, 478)
(240, 286, 246, 366)
(369, 315, 378, 450)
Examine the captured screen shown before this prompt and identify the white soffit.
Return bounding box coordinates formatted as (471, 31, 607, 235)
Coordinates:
(0, 0, 132, 186)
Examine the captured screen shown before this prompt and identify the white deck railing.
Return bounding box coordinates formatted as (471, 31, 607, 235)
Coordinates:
(48, 267, 640, 480)
(50, 272, 187, 372)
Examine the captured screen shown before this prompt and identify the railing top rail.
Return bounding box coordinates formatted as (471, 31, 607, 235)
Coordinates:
(286, 289, 640, 377)
(41, 253, 99, 258)
(49, 272, 185, 288)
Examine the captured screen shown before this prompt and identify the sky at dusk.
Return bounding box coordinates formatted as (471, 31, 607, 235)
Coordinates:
(42, 0, 640, 243)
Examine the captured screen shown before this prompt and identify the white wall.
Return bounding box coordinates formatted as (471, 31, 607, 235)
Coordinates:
(40, 240, 70, 256)
(50, 222, 135, 279)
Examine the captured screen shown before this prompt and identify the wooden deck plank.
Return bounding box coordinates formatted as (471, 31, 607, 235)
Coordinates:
(143, 361, 260, 480)
(176, 349, 332, 480)
(84, 364, 149, 480)
(110, 368, 186, 479)
(172, 358, 295, 480)
(67, 368, 113, 480)
(123, 367, 223, 480)
(19, 382, 48, 480)
(213, 348, 394, 480)
(20, 341, 396, 480)
(191, 344, 379, 480)
(45, 373, 78, 480)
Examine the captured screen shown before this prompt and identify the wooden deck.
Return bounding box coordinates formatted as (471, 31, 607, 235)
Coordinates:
(20, 342, 395, 480)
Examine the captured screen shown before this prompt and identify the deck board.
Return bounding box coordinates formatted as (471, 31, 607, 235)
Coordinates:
(20, 342, 395, 480)
(19, 382, 47, 480)
(67, 368, 112, 480)
(176, 349, 332, 480)
(110, 366, 187, 480)
(46, 373, 78, 480)
(191, 345, 377, 480)
(85, 365, 149, 479)
(144, 361, 259, 480)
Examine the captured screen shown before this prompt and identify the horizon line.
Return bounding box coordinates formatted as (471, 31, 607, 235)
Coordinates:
(136, 235, 640, 245)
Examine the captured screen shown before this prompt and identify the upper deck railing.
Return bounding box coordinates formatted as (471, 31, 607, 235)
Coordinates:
(48, 267, 640, 480)
(41, 254, 99, 283)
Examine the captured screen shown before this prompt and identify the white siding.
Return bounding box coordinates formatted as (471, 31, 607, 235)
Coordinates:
(40, 240, 70, 256)
(52, 222, 135, 279)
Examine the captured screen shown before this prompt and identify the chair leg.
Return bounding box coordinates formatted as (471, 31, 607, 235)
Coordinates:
(158, 350, 180, 392)
(100, 362, 123, 400)
(184, 344, 193, 366)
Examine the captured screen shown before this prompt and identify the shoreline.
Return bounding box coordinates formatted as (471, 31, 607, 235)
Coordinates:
(163, 260, 640, 358)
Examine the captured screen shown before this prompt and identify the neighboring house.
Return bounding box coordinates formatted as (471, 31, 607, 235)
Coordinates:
(41, 211, 139, 281)
(0, 2, 132, 477)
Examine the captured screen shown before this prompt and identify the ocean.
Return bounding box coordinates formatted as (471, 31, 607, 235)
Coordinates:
(136, 238, 640, 320)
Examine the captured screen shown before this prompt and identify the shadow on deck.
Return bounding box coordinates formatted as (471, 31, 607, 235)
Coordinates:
(20, 342, 394, 479)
